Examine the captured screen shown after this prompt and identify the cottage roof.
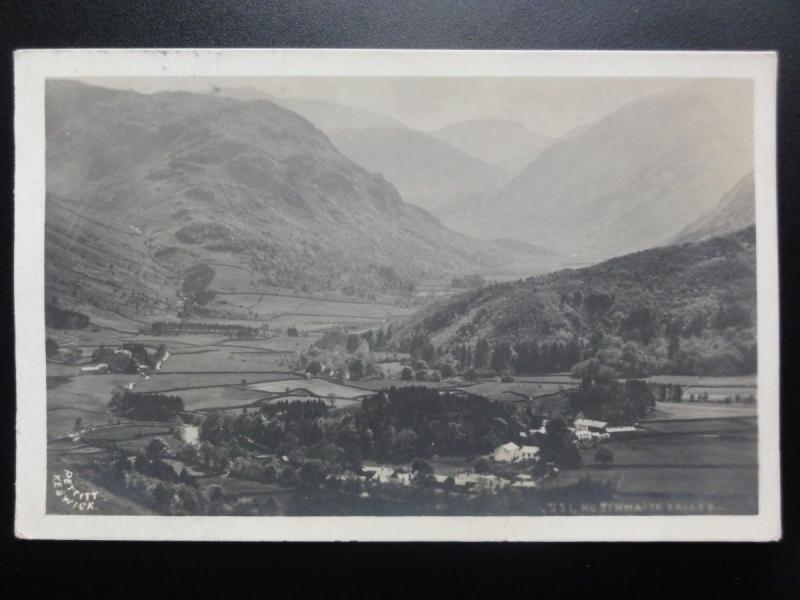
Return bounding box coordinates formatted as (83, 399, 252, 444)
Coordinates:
(498, 442, 520, 452)
(520, 445, 540, 453)
(575, 418, 608, 428)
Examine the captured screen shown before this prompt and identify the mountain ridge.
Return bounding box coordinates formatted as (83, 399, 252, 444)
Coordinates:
(442, 79, 754, 258)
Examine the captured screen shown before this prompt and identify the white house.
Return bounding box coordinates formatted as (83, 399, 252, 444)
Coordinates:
(574, 419, 611, 443)
(493, 442, 521, 463)
(395, 471, 414, 486)
(363, 466, 395, 484)
(511, 480, 537, 488)
(80, 363, 108, 374)
(454, 472, 508, 492)
(519, 445, 540, 462)
(574, 418, 608, 432)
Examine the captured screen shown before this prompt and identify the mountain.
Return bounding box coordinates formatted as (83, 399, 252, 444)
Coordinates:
(672, 172, 755, 245)
(431, 119, 552, 175)
(45, 80, 498, 320)
(273, 97, 407, 135)
(444, 80, 754, 258)
(331, 127, 504, 215)
(394, 227, 757, 376)
(215, 87, 278, 102)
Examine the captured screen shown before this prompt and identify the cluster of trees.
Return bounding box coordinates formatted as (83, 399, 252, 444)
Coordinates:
(92, 343, 168, 373)
(317, 326, 394, 353)
(45, 301, 90, 330)
(403, 333, 585, 378)
(374, 265, 416, 294)
(191, 388, 550, 472)
(91, 446, 279, 516)
(568, 378, 656, 423)
(109, 390, 185, 421)
(294, 328, 395, 380)
(355, 387, 535, 462)
(150, 321, 262, 338)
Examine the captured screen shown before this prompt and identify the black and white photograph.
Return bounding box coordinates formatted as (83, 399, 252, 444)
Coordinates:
(14, 49, 780, 541)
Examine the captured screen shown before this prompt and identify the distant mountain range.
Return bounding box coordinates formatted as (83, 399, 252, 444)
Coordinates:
(330, 127, 504, 215)
(394, 226, 757, 376)
(45, 80, 500, 318)
(443, 79, 754, 258)
(672, 172, 755, 245)
(431, 119, 553, 174)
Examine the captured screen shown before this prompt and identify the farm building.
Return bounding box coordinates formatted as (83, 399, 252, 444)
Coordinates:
(363, 466, 396, 484)
(80, 363, 108, 374)
(519, 445, 540, 462)
(454, 472, 508, 492)
(574, 418, 608, 433)
(493, 442, 521, 462)
(511, 480, 537, 488)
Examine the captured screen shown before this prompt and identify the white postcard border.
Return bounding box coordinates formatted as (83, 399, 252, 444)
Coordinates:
(14, 49, 781, 541)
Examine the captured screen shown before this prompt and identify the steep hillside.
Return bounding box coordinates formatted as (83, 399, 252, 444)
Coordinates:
(45, 80, 497, 320)
(330, 127, 503, 215)
(672, 172, 755, 244)
(394, 227, 757, 376)
(445, 80, 754, 257)
(431, 119, 552, 175)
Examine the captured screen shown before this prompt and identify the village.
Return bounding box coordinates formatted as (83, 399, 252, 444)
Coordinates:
(328, 416, 639, 497)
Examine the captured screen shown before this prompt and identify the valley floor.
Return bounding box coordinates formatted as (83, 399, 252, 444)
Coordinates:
(45, 316, 759, 516)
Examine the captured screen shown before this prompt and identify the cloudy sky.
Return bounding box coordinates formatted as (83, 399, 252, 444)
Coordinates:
(76, 76, 703, 137)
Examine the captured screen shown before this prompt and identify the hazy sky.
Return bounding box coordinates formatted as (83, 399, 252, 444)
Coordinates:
(77, 76, 697, 137)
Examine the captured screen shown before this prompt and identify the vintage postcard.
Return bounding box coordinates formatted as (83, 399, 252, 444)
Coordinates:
(14, 49, 780, 541)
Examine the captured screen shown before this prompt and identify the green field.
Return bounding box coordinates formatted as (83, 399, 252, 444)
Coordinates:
(542, 416, 758, 513)
(458, 379, 578, 402)
(135, 371, 296, 393)
(248, 377, 369, 399)
(646, 401, 757, 421)
(645, 374, 757, 387)
(346, 378, 457, 391)
(48, 407, 134, 439)
(164, 347, 293, 371)
(81, 423, 174, 443)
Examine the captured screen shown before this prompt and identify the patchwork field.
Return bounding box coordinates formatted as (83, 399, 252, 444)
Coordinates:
(646, 401, 757, 421)
(458, 379, 579, 402)
(645, 374, 757, 387)
(542, 416, 758, 513)
(346, 379, 457, 391)
(248, 378, 370, 399)
(164, 347, 293, 371)
(134, 371, 296, 393)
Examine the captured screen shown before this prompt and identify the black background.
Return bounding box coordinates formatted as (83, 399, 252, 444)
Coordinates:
(1, 0, 798, 596)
